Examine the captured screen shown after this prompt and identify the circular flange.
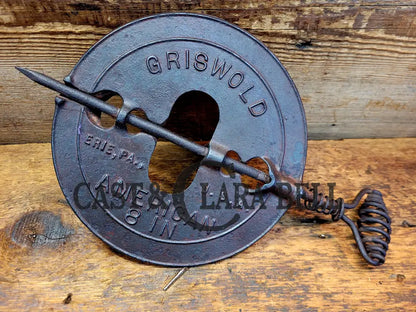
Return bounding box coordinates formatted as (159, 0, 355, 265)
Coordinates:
(52, 13, 307, 266)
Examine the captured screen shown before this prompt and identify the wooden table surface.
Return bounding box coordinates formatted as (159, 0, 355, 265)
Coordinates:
(0, 138, 415, 311)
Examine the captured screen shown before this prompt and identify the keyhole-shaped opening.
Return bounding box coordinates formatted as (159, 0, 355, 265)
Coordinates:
(148, 90, 220, 193)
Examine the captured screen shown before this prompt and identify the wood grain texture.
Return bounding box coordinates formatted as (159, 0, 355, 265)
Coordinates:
(0, 138, 415, 311)
(0, 0, 416, 143)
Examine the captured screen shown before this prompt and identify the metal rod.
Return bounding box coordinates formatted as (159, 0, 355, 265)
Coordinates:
(163, 267, 188, 291)
(16, 67, 270, 184)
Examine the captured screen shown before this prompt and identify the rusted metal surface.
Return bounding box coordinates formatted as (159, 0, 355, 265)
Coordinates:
(33, 13, 307, 266)
(263, 159, 391, 265)
(17, 13, 390, 267)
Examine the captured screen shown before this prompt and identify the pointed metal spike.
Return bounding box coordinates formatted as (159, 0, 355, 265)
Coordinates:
(16, 67, 271, 184)
(15, 67, 55, 90)
(15, 66, 35, 79)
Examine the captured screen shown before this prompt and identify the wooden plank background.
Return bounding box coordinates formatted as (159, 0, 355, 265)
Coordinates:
(1, 0, 416, 143)
(1, 2, 415, 311)
(0, 138, 415, 311)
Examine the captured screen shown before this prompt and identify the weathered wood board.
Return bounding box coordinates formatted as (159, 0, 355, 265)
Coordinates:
(0, 138, 414, 311)
(1, 0, 416, 143)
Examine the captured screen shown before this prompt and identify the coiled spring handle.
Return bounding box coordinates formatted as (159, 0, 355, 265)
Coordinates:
(262, 158, 392, 266)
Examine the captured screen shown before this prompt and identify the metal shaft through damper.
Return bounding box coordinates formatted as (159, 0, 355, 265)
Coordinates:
(17, 14, 308, 266)
(16, 14, 390, 268)
(16, 67, 270, 184)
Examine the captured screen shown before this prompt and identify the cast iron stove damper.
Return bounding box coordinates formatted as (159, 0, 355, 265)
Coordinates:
(17, 13, 391, 268)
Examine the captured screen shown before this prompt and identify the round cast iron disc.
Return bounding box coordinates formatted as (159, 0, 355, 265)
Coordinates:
(52, 13, 307, 266)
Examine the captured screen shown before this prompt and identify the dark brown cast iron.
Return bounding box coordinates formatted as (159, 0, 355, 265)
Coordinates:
(16, 13, 391, 267)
